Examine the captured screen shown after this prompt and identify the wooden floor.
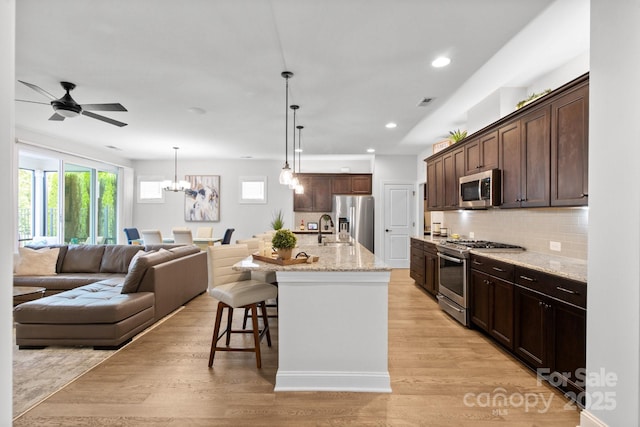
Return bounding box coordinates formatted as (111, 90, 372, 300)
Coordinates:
(14, 269, 581, 426)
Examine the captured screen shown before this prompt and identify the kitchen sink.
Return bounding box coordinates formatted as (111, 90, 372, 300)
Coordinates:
(321, 240, 354, 246)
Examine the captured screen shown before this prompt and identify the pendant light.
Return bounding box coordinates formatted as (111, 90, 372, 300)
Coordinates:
(162, 147, 191, 192)
(288, 104, 300, 190)
(279, 71, 294, 185)
(295, 125, 305, 194)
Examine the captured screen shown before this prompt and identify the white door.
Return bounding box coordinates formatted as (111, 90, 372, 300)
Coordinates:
(383, 183, 414, 268)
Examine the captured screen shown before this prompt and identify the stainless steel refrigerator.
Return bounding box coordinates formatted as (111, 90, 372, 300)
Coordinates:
(333, 195, 375, 252)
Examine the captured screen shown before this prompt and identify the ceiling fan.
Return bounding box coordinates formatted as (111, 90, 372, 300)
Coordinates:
(16, 80, 128, 127)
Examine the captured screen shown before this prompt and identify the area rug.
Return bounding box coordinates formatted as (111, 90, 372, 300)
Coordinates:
(12, 306, 184, 419)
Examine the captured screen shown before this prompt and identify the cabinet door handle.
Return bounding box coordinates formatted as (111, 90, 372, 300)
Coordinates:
(520, 275, 536, 282)
(492, 267, 505, 272)
(581, 193, 589, 198)
(556, 286, 579, 295)
(472, 260, 483, 266)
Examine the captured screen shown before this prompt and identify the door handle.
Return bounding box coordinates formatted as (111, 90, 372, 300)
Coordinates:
(385, 229, 391, 232)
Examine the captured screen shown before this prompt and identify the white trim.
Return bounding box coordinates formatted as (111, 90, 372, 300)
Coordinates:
(276, 270, 390, 283)
(275, 371, 391, 393)
(580, 410, 609, 427)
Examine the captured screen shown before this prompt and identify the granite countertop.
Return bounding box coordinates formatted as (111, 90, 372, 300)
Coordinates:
(410, 235, 587, 283)
(234, 234, 389, 272)
(470, 251, 587, 283)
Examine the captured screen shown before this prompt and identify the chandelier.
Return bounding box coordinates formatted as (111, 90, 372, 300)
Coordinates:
(162, 147, 191, 192)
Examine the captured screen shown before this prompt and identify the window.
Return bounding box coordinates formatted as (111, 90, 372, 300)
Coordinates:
(239, 176, 267, 204)
(137, 176, 165, 203)
(17, 168, 34, 241)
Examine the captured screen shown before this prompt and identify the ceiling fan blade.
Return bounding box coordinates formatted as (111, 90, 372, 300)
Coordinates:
(82, 110, 128, 127)
(18, 80, 57, 101)
(49, 113, 65, 121)
(81, 103, 128, 112)
(16, 99, 51, 106)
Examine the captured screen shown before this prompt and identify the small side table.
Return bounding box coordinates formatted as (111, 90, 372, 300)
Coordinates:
(13, 286, 46, 306)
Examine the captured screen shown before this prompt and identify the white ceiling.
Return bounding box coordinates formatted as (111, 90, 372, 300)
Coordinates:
(14, 0, 589, 161)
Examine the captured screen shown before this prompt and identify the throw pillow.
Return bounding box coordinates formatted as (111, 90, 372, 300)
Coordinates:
(14, 247, 60, 276)
(121, 249, 175, 294)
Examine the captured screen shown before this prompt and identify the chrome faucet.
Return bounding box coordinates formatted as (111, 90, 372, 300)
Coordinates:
(318, 214, 334, 243)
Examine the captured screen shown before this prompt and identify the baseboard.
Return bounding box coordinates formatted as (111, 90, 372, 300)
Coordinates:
(275, 370, 391, 393)
(580, 410, 609, 427)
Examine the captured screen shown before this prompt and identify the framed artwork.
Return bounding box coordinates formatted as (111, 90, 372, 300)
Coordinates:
(184, 175, 220, 222)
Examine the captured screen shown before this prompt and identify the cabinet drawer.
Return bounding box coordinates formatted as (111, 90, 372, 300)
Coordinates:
(515, 267, 586, 309)
(470, 255, 515, 282)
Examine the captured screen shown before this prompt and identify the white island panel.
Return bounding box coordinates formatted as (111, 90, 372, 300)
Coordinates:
(275, 270, 391, 392)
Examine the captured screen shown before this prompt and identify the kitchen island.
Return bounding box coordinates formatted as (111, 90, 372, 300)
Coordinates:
(233, 234, 391, 392)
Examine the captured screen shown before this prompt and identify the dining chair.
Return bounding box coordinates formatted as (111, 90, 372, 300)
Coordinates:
(196, 227, 213, 238)
(123, 227, 141, 244)
(221, 228, 235, 245)
(172, 228, 194, 244)
(207, 244, 277, 368)
(140, 229, 163, 244)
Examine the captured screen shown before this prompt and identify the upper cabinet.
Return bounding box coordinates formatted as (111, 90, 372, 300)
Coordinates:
(294, 173, 372, 212)
(550, 83, 589, 206)
(425, 73, 589, 211)
(464, 130, 499, 175)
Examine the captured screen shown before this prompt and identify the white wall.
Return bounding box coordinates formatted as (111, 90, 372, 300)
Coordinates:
(584, 1, 640, 426)
(132, 158, 293, 241)
(1, 1, 14, 422)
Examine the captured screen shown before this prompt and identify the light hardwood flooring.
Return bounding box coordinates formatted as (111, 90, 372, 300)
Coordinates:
(14, 269, 581, 426)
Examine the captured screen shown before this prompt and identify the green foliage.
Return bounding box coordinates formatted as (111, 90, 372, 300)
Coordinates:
(516, 89, 552, 109)
(448, 129, 468, 142)
(270, 209, 285, 230)
(271, 229, 297, 249)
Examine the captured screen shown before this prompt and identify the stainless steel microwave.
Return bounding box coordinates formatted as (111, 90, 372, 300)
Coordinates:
(459, 169, 501, 209)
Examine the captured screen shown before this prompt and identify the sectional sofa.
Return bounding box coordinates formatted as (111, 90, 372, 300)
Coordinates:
(13, 243, 207, 349)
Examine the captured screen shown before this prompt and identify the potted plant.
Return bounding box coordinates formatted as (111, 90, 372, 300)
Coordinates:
(270, 209, 284, 230)
(271, 229, 297, 260)
(448, 129, 468, 143)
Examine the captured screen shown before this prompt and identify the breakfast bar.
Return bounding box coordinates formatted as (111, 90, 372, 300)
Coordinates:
(233, 234, 391, 392)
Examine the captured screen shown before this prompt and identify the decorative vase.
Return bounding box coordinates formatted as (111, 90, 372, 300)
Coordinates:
(276, 248, 293, 260)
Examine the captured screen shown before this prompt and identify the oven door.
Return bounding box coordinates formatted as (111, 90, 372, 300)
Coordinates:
(437, 252, 467, 308)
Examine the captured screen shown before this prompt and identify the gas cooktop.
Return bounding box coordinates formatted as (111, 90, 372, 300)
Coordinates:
(437, 239, 525, 256)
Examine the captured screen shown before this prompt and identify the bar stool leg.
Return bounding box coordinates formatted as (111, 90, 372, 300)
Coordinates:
(250, 304, 262, 369)
(208, 302, 225, 367)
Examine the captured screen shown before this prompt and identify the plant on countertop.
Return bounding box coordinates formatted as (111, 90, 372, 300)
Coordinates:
(271, 229, 297, 249)
(516, 89, 551, 109)
(448, 129, 468, 143)
(270, 209, 284, 230)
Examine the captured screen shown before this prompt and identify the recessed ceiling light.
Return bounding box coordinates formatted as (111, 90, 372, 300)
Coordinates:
(240, 155, 253, 159)
(187, 107, 206, 114)
(431, 56, 451, 68)
(105, 145, 122, 151)
(385, 122, 397, 129)
(367, 148, 375, 153)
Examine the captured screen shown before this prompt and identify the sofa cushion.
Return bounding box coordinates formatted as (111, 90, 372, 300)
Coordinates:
(14, 273, 124, 293)
(14, 247, 60, 276)
(100, 245, 145, 273)
(25, 244, 68, 273)
(169, 245, 201, 258)
(61, 245, 106, 273)
(121, 249, 176, 294)
(13, 279, 155, 324)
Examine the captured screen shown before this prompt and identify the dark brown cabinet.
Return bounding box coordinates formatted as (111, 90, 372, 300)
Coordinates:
(409, 238, 425, 288)
(464, 130, 499, 175)
(293, 175, 332, 212)
(470, 255, 515, 350)
(513, 266, 586, 398)
(499, 107, 551, 208)
(423, 242, 439, 296)
(409, 239, 438, 296)
(442, 147, 465, 209)
(426, 157, 443, 210)
(551, 82, 589, 207)
(425, 73, 589, 211)
(294, 174, 372, 212)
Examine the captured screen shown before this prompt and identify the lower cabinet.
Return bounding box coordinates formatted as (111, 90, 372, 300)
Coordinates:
(470, 255, 587, 404)
(409, 238, 438, 297)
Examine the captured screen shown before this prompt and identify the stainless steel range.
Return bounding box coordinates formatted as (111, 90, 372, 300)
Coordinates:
(436, 239, 524, 326)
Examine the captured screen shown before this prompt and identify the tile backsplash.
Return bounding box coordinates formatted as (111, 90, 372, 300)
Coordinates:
(440, 208, 588, 260)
